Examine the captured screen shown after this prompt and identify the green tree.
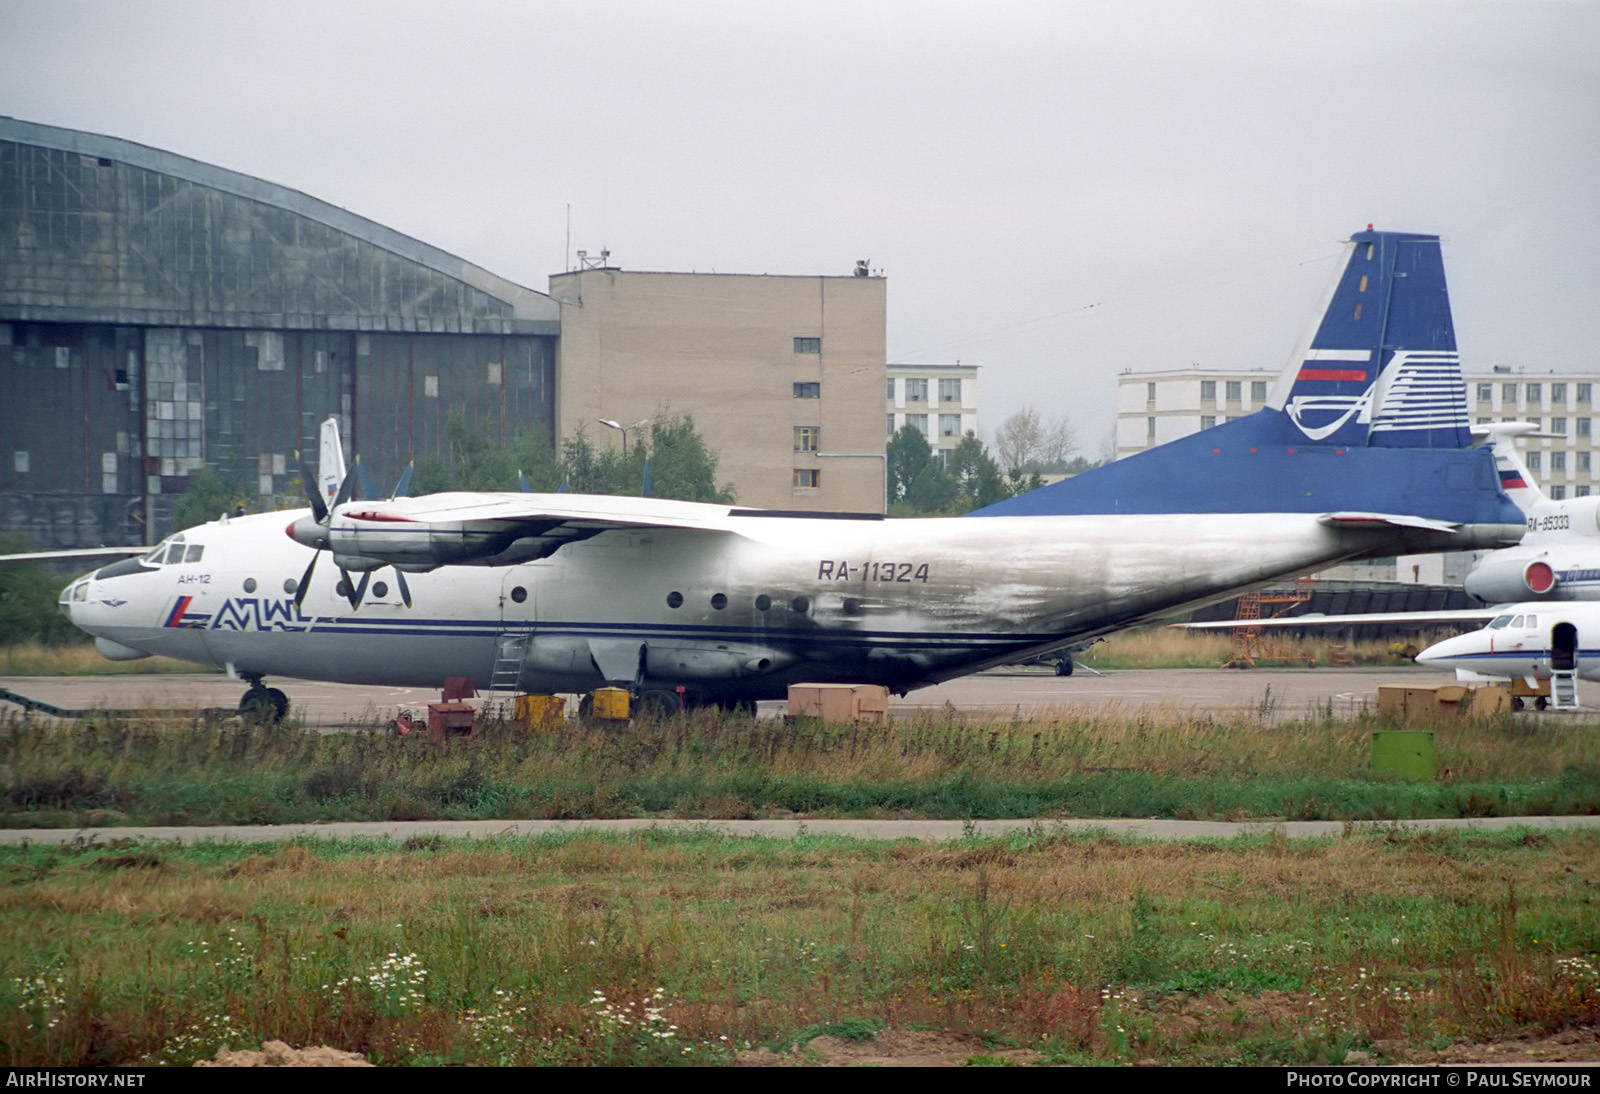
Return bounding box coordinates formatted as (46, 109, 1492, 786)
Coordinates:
(643, 416, 735, 503)
(948, 432, 1011, 513)
(0, 535, 88, 645)
(410, 412, 735, 503)
(886, 424, 933, 506)
(171, 469, 244, 532)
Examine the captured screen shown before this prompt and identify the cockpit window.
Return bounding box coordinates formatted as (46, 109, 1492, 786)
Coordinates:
(1489, 615, 1513, 629)
(165, 543, 187, 565)
(184, 544, 204, 563)
(1511, 615, 1525, 628)
(143, 545, 166, 563)
(1525, 615, 1537, 629)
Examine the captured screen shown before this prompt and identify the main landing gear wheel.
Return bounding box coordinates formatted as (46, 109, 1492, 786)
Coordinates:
(634, 689, 682, 721)
(1055, 658, 1074, 677)
(239, 685, 288, 723)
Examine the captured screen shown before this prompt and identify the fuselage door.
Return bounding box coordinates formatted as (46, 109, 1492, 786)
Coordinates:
(1552, 621, 1578, 671)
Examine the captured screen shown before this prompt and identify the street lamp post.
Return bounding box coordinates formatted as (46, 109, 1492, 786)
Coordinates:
(598, 417, 650, 452)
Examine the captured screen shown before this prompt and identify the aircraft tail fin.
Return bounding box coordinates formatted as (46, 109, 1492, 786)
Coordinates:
(1267, 228, 1467, 449)
(969, 228, 1517, 532)
(1475, 421, 1549, 511)
(317, 416, 347, 509)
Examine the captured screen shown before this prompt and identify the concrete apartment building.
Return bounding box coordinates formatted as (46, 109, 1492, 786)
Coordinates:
(886, 362, 979, 464)
(550, 267, 887, 513)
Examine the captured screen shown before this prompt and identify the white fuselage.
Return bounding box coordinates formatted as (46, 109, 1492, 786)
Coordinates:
(59, 506, 1470, 701)
(1417, 601, 1600, 683)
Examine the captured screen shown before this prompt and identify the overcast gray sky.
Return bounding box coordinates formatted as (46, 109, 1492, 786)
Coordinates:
(4, 0, 1597, 454)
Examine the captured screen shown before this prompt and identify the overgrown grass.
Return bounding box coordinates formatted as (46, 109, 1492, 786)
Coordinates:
(4, 704, 1599, 826)
(2, 827, 1597, 1065)
(0, 642, 209, 676)
(1082, 627, 1458, 670)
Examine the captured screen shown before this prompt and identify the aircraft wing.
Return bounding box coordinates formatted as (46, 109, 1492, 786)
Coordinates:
(0, 546, 149, 566)
(1175, 608, 1500, 631)
(317, 492, 743, 567)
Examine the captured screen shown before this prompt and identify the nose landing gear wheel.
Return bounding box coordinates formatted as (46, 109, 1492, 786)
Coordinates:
(239, 685, 289, 722)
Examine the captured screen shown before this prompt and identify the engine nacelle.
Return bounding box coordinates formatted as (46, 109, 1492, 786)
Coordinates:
(1464, 555, 1560, 601)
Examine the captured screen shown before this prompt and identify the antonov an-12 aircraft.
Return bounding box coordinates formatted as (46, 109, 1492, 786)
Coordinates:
(56, 228, 1524, 719)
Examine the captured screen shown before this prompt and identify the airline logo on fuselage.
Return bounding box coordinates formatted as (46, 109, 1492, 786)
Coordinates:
(166, 597, 309, 631)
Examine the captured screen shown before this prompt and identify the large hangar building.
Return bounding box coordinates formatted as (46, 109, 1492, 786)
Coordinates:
(0, 117, 886, 548)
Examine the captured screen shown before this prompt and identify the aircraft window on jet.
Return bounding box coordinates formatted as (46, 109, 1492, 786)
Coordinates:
(143, 544, 167, 563)
(373, 581, 389, 599)
(73, 581, 88, 602)
(1526, 615, 1537, 628)
(165, 543, 187, 565)
(1511, 615, 1525, 628)
(710, 593, 728, 610)
(755, 594, 771, 612)
(510, 586, 527, 604)
(281, 578, 295, 594)
(185, 545, 204, 563)
(666, 591, 683, 609)
(843, 598, 862, 615)
(791, 595, 810, 614)
(243, 578, 257, 593)
(1489, 615, 1513, 629)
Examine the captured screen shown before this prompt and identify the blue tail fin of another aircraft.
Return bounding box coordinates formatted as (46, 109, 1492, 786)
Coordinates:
(970, 228, 1513, 528)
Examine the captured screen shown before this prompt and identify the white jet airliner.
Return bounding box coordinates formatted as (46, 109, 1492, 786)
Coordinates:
(1461, 423, 1600, 602)
(55, 228, 1525, 719)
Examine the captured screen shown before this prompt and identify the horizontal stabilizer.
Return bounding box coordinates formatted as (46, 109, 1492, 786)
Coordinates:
(1318, 512, 1460, 533)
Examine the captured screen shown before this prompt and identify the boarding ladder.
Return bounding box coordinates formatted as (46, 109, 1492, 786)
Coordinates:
(1550, 669, 1581, 711)
(488, 632, 532, 715)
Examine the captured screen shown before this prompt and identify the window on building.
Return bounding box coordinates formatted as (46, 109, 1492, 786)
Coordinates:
(1582, 452, 1593, 472)
(1225, 380, 1241, 402)
(1552, 451, 1567, 471)
(794, 426, 820, 452)
(1554, 382, 1568, 403)
(1200, 415, 1216, 429)
(886, 378, 896, 400)
(886, 414, 896, 436)
(1200, 380, 1216, 401)
(1251, 380, 1268, 401)
(1553, 417, 1568, 434)
(1146, 382, 1156, 403)
(1528, 452, 1542, 471)
(1476, 383, 1494, 403)
(1147, 417, 1156, 439)
(906, 379, 928, 402)
(1527, 383, 1543, 403)
(938, 450, 952, 469)
(939, 378, 961, 403)
(1580, 383, 1593, 404)
(794, 336, 821, 354)
(1476, 417, 1491, 425)
(908, 414, 928, 437)
(1580, 418, 1593, 437)
(1552, 485, 1567, 499)
(793, 382, 820, 398)
(1503, 383, 1518, 403)
(793, 469, 819, 489)
(939, 414, 961, 437)
(1580, 486, 1593, 497)
(1527, 418, 1542, 429)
